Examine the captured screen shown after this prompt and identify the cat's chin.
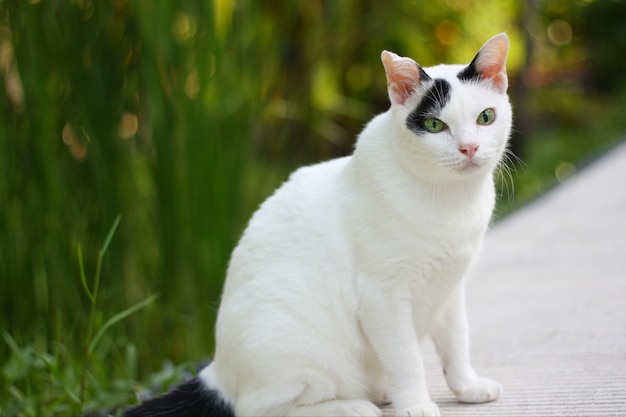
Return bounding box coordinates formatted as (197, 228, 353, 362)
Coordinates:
(462, 161, 482, 170)
(444, 161, 497, 184)
(453, 160, 487, 176)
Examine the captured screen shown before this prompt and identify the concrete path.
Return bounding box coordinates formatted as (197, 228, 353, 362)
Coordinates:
(389, 141, 626, 416)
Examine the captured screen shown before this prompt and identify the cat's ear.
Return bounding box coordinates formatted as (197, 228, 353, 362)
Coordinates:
(381, 50, 431, 106)
(459, 33, 509, 94)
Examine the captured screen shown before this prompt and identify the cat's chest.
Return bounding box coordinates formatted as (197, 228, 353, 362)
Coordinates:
(348, 193, 490, 281)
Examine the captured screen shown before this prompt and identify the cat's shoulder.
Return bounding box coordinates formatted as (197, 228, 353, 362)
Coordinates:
(287, 155, 352, 185)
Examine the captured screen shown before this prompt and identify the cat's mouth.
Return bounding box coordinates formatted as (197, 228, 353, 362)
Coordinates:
(457, 159, 482, 172)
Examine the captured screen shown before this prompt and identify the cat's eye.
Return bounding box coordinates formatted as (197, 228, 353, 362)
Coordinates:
(477, 108, 496, 125)
(423, 117, 446, 133)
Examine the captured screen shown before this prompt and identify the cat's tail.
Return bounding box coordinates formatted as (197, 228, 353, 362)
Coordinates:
(122, 376, 234, 417)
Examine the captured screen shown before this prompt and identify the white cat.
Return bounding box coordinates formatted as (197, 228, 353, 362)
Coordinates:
(125, 33, 511, 417)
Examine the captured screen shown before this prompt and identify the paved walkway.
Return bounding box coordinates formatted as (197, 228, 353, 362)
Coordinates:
(389, 141, 626, 416)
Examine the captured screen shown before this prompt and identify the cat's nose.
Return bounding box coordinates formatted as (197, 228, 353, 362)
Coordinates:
(459, 143, 479, 159)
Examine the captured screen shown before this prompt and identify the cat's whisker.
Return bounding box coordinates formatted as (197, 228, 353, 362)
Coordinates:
(494, 159, 509, 199)
(503, 148, 524, 168)
(494, 149, 521, 203)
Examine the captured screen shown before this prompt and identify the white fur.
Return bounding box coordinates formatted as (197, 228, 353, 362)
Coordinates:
(199, 40, 511, 417)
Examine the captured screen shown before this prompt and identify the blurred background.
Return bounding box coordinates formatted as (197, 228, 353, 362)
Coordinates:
(1, 0, 625, 414)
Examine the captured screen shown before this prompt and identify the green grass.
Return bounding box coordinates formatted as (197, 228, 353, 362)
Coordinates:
(1, 217, 174, 417)
(2, 328, 195, 417)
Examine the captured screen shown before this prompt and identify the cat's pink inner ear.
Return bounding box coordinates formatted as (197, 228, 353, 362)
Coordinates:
(475, 33, 509, 93)
(381, 50, 423, 105)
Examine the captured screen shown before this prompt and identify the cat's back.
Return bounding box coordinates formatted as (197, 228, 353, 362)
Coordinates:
(223, 155, 352, 289)
(249, 155, 350, 235)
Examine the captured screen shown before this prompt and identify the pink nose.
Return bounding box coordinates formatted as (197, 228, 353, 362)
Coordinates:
(459, 143, 479, 159)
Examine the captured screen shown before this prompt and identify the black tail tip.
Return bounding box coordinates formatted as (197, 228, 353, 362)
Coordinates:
(123, 377, 234, 417)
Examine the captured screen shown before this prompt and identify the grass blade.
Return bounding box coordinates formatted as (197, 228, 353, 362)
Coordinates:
(99, 214, 121, 258)
(88, 294, 159, 356)
(77, 243, 95, 305)
(1, 329, 21, 356)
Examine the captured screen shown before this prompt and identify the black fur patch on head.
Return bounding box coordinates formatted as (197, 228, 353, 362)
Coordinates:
(123, 377, 234, 417)
(406, 78, 452, 134)
(418, 65, 433, 83)
(457, 54, 481, 83)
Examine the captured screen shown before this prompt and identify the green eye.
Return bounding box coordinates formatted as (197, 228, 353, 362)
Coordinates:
(477, 108, 496, 125)
(423, 117, 446, 133)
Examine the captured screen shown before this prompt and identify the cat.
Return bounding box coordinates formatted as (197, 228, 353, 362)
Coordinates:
(124, 33, 512, 417)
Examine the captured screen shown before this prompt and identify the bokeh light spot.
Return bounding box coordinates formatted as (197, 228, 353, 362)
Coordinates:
(119, 113, 139, 139)
(435, 20, 461, 46)
(547, 19, 573, 46)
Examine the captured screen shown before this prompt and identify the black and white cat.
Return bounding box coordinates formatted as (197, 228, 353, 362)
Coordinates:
(125, 33, 512, 417)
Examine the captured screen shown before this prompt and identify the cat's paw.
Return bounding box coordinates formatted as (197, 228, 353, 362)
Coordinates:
(450, 376, 501, 404)
(397, 401, 441, 416)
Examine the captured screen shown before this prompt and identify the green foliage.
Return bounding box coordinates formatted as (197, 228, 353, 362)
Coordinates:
(3, 329, 125, 417)
(1, 217, 170, 416)
(2, 327, 195, 417)
(1, 0, 252, 373)
(578, 0, 626, 91)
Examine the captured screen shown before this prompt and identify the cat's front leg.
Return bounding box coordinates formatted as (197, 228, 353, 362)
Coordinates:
(431, 286, 501, 404)
(359, 286, 440, 417)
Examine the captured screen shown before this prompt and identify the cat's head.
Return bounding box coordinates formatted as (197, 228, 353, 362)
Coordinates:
(381, 33, 512, 183)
